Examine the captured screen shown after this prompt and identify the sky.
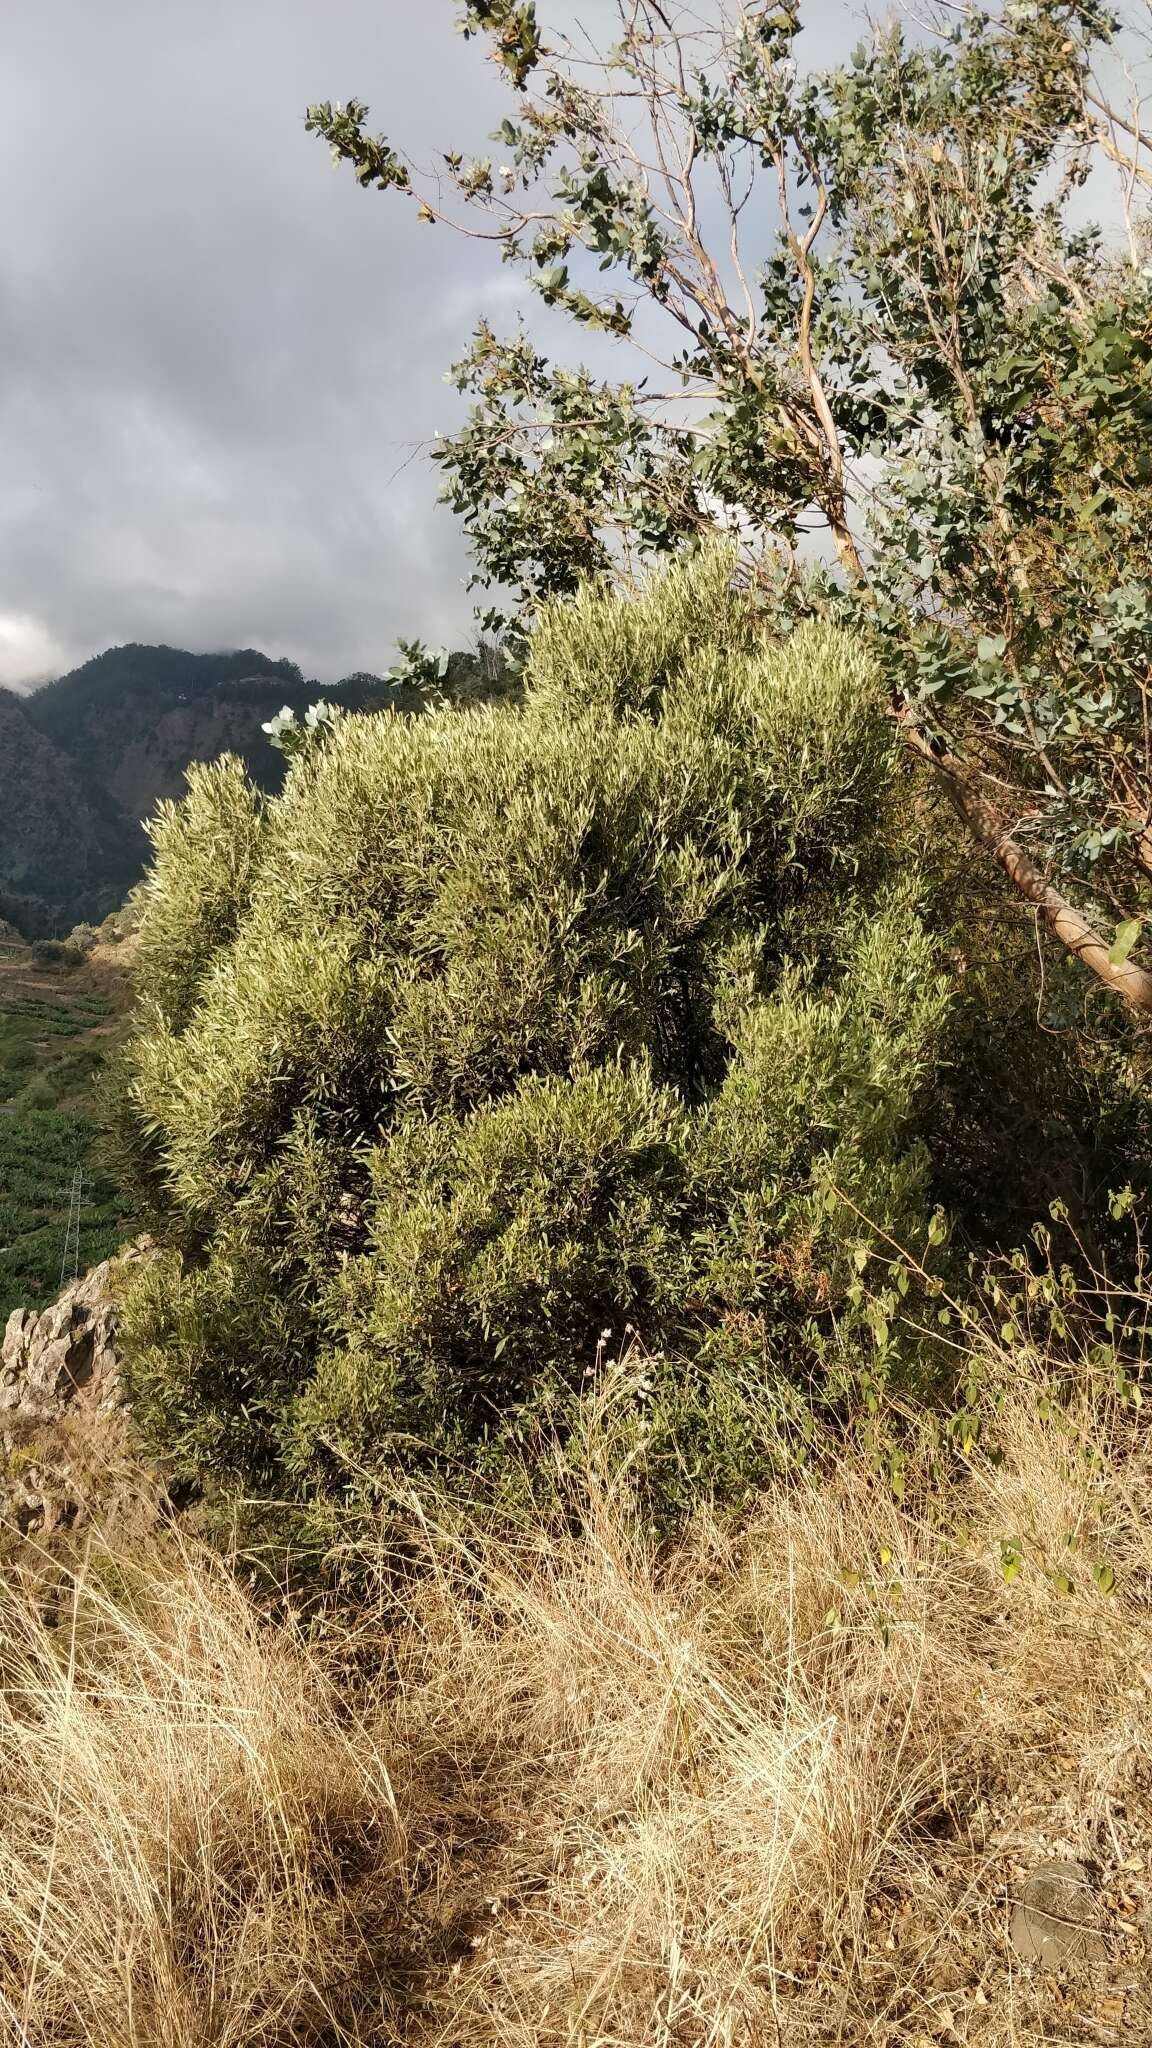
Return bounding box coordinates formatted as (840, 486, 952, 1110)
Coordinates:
(6, 0, 1127, 692)
(0, 1, 549, 688)
(1, 0, 872, 691)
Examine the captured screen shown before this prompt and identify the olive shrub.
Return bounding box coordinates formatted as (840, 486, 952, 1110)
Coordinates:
(118, 552, 952, 1504)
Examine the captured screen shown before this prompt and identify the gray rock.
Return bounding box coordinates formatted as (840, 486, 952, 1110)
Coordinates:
(1009, 1859, 1108, 1970)
(0, 1240, 155, 1535)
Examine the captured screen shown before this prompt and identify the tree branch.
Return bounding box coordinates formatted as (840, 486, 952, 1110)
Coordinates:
(893, 703, 1152, 1013)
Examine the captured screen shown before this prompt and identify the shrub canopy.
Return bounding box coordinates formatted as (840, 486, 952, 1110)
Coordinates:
(118, 555, 1001, 1501)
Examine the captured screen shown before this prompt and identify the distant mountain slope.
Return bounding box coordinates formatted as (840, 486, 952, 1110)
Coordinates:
(22, 645, 309, 803)
(1, 640, 513, 938)
(0, 645, 402, 936)
(0, 688, 140, 936)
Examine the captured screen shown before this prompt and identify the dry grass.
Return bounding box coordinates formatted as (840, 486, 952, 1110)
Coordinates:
(3, 1367, 1152, 2046)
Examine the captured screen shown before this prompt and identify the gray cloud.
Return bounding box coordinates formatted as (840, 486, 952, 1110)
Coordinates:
(0, 0, 531, 684)
(0, 0, 855, 689)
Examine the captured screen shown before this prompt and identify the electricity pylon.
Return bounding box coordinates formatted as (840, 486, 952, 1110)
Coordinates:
(58, 1166, 90, 1290)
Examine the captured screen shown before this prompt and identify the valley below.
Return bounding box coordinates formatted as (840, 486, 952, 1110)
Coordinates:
(0, 938, 131, 1325)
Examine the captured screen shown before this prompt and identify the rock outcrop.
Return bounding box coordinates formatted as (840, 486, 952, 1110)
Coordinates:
(0, 1241, 155, 1537)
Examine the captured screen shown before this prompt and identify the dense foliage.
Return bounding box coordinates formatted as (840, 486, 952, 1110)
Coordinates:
(310, 0, 1152, 1014)
(32, 0, 1150, 1527)
(118, 558, 915, 1496)
(113, 553, 1140, 1508)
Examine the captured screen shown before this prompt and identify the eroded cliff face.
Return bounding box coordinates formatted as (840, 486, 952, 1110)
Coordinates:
(103, 692, 289, 817)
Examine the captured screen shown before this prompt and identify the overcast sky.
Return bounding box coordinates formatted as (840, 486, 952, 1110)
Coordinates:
(25, 0, 1112, 689)
(0, 1, 541, 686)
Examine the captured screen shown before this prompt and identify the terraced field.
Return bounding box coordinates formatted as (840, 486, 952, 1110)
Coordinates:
(0, 949, 131, 1325)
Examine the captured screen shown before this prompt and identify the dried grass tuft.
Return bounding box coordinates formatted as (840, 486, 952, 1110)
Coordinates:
(3, 1366, 1151, 2044)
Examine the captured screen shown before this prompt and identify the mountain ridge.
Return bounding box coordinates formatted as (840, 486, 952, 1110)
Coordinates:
(0, 642, 399, 936)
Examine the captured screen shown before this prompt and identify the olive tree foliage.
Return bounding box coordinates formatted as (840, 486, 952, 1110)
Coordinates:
(117, 556, 955, 1505)
(308, 0, 1152, 1014)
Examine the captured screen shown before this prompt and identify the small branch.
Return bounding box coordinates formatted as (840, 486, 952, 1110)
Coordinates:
(779, 154, 864, 579)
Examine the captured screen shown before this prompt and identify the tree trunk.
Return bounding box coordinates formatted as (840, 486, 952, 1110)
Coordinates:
(892, 703, 1152, 1015)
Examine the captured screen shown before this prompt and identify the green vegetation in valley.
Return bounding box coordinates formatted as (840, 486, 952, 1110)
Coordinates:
(0, 954, 124, 1325)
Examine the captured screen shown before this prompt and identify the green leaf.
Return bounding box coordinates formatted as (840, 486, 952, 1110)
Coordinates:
(1108, 918, 1142, 967)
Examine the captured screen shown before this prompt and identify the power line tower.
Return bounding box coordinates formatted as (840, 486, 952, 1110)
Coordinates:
(59, 1165, 90, 1291)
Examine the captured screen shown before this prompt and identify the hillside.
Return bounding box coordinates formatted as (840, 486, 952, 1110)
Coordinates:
(21, 645, 311, 808)
(1, 645, 406, 936)
(0, 688, 141, 937)
(0, 644, 511, 938)
(0, 939, 132, 1325)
